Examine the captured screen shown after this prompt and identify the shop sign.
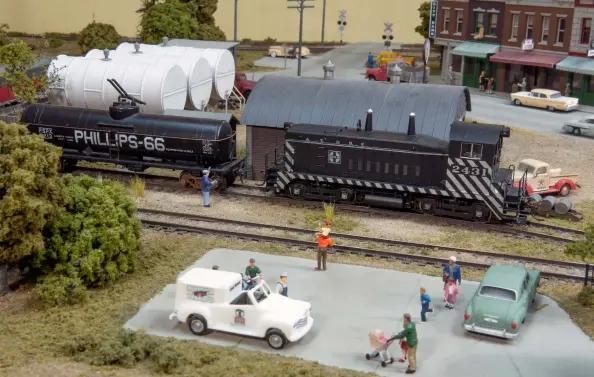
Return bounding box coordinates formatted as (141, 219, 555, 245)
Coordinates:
(521, 39, 534, 51)
(428, 0, 439, 38)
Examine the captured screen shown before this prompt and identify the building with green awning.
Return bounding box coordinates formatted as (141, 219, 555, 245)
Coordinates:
(453, 42, 500, 88)
(556, 56, 594, 106)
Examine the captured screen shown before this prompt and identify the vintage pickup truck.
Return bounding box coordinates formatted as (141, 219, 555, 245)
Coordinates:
(169, 267, 313, 349)
(512, 159, 580, 196)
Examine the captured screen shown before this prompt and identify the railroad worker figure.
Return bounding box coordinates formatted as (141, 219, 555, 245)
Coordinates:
(245, 258, 262, 280)
(386, 313, 418, 374)
(276, 272, 288, 296)
(201, 169, 212, 208)
(314, 227, 333, 271)
(442, 256, 461, 291)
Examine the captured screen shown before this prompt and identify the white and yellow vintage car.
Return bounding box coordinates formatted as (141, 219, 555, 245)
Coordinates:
(511, 89, 579, 112)
(268, 45, 311, 58)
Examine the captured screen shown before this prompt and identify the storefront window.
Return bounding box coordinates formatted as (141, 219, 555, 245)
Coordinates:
(452, 55, 462, 71)
(505, 64, 523, 84)
(573, 73, 584, 92)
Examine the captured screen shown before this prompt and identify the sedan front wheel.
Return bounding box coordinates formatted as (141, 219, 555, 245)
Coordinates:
(513, 99, 522, 106)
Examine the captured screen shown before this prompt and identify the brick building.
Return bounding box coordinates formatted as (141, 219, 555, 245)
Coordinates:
(555, 0, 594, 105)
(433, 0, 470, 85)
(488, 0, 574, 93)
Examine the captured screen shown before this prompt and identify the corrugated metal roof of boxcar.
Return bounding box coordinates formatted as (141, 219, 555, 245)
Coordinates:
(240, 75, 471, 141)
(449, 121, 505, 144)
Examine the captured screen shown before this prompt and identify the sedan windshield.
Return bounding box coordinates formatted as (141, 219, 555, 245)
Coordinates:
(479, 285, 517, 301)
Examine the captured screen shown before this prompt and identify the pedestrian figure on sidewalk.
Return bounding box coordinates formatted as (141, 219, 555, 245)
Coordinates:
(420, 288, 433, 322)
(445, 278, 459, 309)
(314, 227, 333, 271)
(442, 256, 461, 291)
(447, 66, 453, 85)
(487, 77, 494, 94)
(478, 71, 486, 91)
(276, 272, 288, 296)
(386, 313, 418, 374)
(201, 169, 212, 208)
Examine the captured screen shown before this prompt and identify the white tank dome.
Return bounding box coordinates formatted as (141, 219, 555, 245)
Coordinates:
(116, 42, 236, 100)
(64, 57, 187, 114)
(47, 55, 76, 106)
(85, 48, 213, 110)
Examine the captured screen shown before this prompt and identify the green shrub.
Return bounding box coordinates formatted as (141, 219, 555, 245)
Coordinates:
(77, 22, 121, 54)
(31, 174, 141, 305)
(141, 0, 199, 44)
(34, 274, 89, 307)
(263, 36, 277, 44)
(577, 285, 594, 307)
(197, 23, 226, 41)
(241, 37, 252, 43)
(48, 37, 64, 49)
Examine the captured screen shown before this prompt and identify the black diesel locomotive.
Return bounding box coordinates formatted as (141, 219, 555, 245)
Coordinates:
(266, 110, 536, 223)
(21, 82, 244, 190)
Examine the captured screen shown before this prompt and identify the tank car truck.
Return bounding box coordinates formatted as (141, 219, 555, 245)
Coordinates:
(20, 79, 245, 191)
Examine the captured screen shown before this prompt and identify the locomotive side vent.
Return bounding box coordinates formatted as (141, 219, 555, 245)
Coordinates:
(407, 112, 416, 136)
(364, 109, 373, 132)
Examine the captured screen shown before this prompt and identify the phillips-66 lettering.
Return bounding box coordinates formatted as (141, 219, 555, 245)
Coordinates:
(73, 130, 165, 151)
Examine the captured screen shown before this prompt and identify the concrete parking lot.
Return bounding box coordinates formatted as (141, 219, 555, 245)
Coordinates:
(125, 248, 594, 377)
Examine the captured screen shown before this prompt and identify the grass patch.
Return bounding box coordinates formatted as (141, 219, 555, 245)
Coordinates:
(304, 212, 359, 233)
(236, 50, 284, 72)
(129, 177, 146, 198)
(1, 230, 592, 376)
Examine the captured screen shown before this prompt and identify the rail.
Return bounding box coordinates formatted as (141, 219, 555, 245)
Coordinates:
(585, 264, 594, 286)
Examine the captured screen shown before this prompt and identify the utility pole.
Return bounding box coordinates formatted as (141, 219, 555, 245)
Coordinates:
(287, 0, 314, 77)
(321, 0, 326, 50)
(338, 10, 347, 44)
(233, 0, 238, 60)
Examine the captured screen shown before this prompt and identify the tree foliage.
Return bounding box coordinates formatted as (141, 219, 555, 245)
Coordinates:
(0, 23, 9, 46)
(0, 122, 65, 265)
(197, 23, 226, 41)
(141, 0, 200, 44)
(565, 223, 594, 262)
(415, 1, 430, 40)
(32, 175, 141, 305)
(77, 22, 122, 54)
(183, 0, 219, 25)
(0, 41, 37, 103)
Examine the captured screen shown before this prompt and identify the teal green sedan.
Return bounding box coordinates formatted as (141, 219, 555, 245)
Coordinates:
(463, 265, 540, 339)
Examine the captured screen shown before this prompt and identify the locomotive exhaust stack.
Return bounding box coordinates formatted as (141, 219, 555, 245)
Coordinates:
(365, 109, 373, 132)
(407, 113, 416, 136)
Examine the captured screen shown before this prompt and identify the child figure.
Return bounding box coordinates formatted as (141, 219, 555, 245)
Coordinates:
(420, 287, 434, 322)
(487, 77, 494, 94)
(398, 338, 408, 363)
(445, 278, 459, 309)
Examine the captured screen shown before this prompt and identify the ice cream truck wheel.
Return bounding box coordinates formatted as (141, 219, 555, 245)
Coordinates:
(187, 314, 209, 335)
(266, 328, 287, 349)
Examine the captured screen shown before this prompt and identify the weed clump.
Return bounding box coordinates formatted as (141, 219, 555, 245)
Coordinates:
(577, 286, 594, 307)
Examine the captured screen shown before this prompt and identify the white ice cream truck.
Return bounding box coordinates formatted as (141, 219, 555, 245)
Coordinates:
(169, 267, 314, 349)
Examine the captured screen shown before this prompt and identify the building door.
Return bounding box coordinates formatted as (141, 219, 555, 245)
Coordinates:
(462, 57, 475, 87)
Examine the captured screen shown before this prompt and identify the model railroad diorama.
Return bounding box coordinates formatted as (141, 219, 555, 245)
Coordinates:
(12, 39, 583, 226)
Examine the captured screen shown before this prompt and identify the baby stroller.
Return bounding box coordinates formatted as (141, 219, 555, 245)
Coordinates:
(365, 329, 395, 367)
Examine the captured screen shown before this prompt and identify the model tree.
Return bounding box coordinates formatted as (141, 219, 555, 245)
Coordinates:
(141, 0, 199, 44)
(414, 1, 430, 39)
(33, 175, 141, 306)
(0, 122, 66, 296)
(77, 22, 122, 54)
(0, 41, 38, 104)
(183, 0, 227, 40)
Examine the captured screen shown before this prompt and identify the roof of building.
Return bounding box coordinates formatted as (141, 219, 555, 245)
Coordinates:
(240, 75, 471, 141)
(164, 39, 240, 50)
(449, 120, 505, 144)
(163, 109, 240, 127)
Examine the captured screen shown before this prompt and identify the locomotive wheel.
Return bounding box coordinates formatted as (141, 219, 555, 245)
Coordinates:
(338, 188, 355, 202)
(288, 182, 307, 198)
(418, 198, 436, 214)
(180, 172, 201, 189)
(470, 204, 492, 222)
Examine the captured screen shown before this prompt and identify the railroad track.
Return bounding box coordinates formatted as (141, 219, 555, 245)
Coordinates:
(72, 166, 585, 244)
(138, 214, 587, 283)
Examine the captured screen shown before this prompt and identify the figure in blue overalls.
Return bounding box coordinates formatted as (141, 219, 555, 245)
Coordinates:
(276, 272, 288, 296)
(367, 52, 375, 68)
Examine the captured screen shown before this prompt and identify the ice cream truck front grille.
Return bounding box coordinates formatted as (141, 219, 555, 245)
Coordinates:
(295, 315, 308, 329)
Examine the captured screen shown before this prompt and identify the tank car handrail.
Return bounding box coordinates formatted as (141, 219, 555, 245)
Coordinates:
(97, 122, 135, 130)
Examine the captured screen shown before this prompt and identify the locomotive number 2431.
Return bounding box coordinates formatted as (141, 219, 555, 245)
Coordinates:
(450, 165, 488, 176)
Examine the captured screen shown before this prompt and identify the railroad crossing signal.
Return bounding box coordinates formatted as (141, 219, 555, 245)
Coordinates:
(337, 10, 347, 43)
(382, 22, 394, 49)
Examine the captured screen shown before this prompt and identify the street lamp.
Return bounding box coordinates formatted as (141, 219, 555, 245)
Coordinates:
(287, 0, 314, 77)
(382, 22, 394, 51)
(337, 10, 347, 44)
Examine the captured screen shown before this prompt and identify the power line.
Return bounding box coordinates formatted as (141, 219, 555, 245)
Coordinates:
(287, 0, 314, 77)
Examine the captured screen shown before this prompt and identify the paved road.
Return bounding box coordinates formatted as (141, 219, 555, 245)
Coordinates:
(248, 43, 593, 138)
(126, 249, 594, 377)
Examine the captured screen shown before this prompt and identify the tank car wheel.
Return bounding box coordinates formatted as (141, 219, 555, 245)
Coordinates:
(226, 172, 237, 187)
(338, 187, 355, 203)
(470, 204, 492, 222)
(180, 172, 201, 189)
(58, 159, 76, 173)
(288, 182, 307, 198)
(418, 198, 436, 214)
(559, 183, 571, 197)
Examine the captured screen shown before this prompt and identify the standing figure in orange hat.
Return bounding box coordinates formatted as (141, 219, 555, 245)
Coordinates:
(314, 227, 333, 271)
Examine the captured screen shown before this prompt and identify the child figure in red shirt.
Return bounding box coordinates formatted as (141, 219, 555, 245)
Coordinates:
(487, 77, 494, 94)
(398, 338, 408, 363)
